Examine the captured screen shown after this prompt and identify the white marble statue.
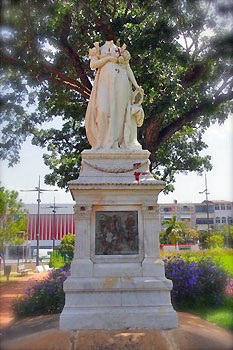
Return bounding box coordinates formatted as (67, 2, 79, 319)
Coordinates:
(85, 40, 144, 150)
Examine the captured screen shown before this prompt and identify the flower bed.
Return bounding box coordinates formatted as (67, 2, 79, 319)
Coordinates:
(13, 267, 70, 317)
(164, 254, 228, 309)
(13, 255, 229, 318)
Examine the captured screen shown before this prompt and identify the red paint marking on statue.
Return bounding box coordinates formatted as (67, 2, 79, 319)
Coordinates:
(134, 171, 149, 183)
(134, 172, 141, 183)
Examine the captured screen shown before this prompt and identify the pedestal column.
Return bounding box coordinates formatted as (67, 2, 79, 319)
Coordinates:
(141, 204, 165, 277)
(71, 204, 93, 277)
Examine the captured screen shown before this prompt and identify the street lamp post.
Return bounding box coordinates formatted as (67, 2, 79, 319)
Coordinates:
(43, 198, 67, 251)
(21, 176, 58, 266)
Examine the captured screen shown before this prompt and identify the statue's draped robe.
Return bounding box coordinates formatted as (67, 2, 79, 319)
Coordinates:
(85, 43, 131, 148)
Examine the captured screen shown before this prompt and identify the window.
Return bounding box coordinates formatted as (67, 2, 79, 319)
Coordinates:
(228, 217, 232, 224)
(215, 204, 219, 210)
(216, 217, 220, 224)
(222, 217, 226, 224)
(163, 207, 172, 212)
(221, 204, 225, 210)
(181, 206, 190, 212)
(227, 204, 231, 210)
(196, 218, 214, 225)
(163, 217, 172, 221)
(195, 205, 214, 213)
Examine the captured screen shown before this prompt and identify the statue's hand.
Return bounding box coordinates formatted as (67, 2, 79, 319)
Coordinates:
(108, 57, 118, 64)
(135, 85, 144, 94)
(118, 56, 125, 64)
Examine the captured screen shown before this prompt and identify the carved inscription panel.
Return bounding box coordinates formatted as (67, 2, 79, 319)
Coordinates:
(95, 211, 139, 255)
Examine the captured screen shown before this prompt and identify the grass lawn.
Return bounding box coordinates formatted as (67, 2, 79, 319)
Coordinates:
(193, 297, 233, 331)
(214, 256, 233, 276)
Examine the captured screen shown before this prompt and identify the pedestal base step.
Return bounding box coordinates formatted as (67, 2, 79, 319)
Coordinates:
(60, 306, 178, 330)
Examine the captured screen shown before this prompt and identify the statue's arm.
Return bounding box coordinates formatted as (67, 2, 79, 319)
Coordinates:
(125, 63, 143, 92)
(90, 56, 117, 69)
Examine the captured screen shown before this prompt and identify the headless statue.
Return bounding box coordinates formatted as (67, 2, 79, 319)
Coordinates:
(85, 40, 144, 151)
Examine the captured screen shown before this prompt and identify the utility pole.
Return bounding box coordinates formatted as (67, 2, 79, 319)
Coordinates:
(199, 174, 210, 245)
(43, 198, 67, 251)
(21, 177, 58, 266)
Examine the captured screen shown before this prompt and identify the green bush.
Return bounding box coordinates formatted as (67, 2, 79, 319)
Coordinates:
(57, 234, 75, 262)
(209, 235, 224, 248)
(49, 250, 65, 268)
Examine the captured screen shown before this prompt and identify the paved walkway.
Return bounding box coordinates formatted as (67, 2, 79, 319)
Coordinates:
(0, 271, 49, 329)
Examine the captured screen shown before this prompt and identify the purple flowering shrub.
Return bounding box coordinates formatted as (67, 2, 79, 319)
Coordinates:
(13, 256, 229, 318)
(164, 255, 228, 309)
(13, 267, 70, 317)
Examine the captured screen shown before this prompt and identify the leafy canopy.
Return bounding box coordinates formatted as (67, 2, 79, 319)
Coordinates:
(1, 0, 233, 191)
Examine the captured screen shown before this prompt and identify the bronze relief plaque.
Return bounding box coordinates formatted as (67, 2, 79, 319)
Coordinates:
(95, 211, 139, 255)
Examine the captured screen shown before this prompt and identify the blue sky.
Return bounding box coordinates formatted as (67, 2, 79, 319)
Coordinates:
(1, 116, 232, 205)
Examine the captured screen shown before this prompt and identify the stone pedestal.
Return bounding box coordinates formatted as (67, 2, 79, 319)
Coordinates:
(60, 149, 178, 330)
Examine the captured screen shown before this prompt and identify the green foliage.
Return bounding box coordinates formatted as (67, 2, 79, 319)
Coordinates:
(209, 235, 224, 248)
(49, 250, 65, 268)
(161, 215, 180, 244)
(56, 233, 75, 261)
(198, 229, 211, 249)
(49, 234, 75, 268)
(1, 1, 233, 190)
(160, 216, 199, 244)
(0, 186, 27, 260)
(199, 226, 233, 249)
(212, 225, 233, 248)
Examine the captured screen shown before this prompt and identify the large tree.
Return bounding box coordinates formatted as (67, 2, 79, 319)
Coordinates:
(1, 0, 232, 191)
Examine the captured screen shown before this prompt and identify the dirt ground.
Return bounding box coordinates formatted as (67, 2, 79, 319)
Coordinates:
(0, 271, 49, 329)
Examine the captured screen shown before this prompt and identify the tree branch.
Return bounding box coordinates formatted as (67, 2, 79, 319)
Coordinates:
(59, 14, 92, 91)
(153, 91, 233, 151)
(214, 76, 233, 97)
(0, 50, 91, 99)
(143, 112, 166, 151)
